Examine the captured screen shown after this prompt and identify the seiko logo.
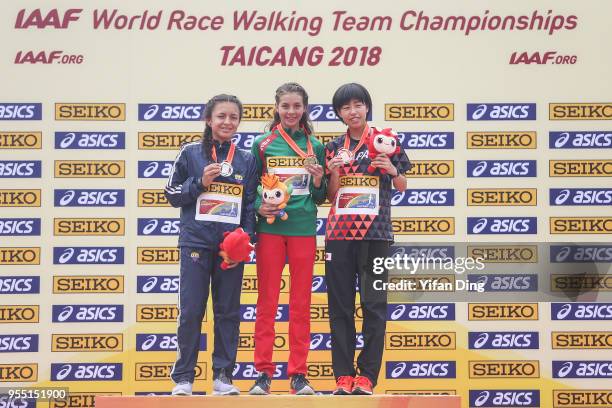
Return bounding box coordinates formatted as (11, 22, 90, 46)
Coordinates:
(405, 160, 454, 177)
(553, 390, 612, 407)
(468, 160, 536, 177)
(55, 132, 125, 149)
(468, 103, 536, 120)
(0, 219, 40, 236)
(391, 217, 455, 234)
(54, 218, 125, 236)
(385, 104, 454, 121)
(53, 276, 123, 293)
(138, 189, 169, 207)
(385, 333, 455, 350)
(469, 361, 539, 378)
(0, 306, 39, 322)
(54, 160, 125, 177)
(0, 103, 42, 120)
(0, 277, 39, 294)
(0, 364, 37, 381)
(550, 131, 612, 148)
(387, 361, 455, 378)
(136, 363, 205, 380)
(52, 305, 123, 322)
(51, 363, 122, 381)
(51, 334, 122, 352)
(469, 303, 538, 320)
(242, 104, 275, 121)
(138, 161, 173, 178)
(53, 247, 123, 264)
(137, 247, 179, 264)
(550, 217, 612, 234)
(397, 132, 453, 149)
(552, 303, 612, 320)
(138, 132, 201, 149)
(467, 132, 536, 149)
(468, 246, 537, 263)
(552, 332, 612, 349)
(139, 104, 204, 121)
(391, 189, 454, 206)
(0, 132, 42, 149)
(137, 218, 180, 235)
(549, 103, 612, 120)
(136, 305, 180, 322)
(0, 190, 40, 207)
(550, 160, 612, 176)
(55, 189, 124, 207)
(0, 161, 41, 177)
(55, 103, 125, 121)
(0, 248, 40, 265)
(0, 335, 38, 352)
(388, 304, 455, 321)
(468, 189, 536, 206)
(468, 217, 537, 234)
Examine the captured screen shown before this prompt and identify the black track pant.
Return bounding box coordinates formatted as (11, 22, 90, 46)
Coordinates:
(325, 240, 390, 386)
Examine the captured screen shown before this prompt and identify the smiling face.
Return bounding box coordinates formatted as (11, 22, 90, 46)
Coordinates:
(276, 92, 305, 132)
(338, 98, 368, 133)
(207, 102, 240, 142)
(262, 188, 286, 205)
(373, 134, 397, 154)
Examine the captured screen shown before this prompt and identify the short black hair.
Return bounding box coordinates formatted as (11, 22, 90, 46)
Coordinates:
(332, 83, 372, 123)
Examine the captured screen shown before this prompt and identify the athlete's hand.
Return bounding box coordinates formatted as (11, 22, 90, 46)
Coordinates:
(370, 154, 397, 176)
(327, 156, 344, 176)
(202, 163, 221, 187)
(258, 202, 280, 218)
(306, 164, 324, 188)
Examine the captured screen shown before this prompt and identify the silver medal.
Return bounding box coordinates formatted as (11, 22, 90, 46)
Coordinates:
(220, 161, 233, 177)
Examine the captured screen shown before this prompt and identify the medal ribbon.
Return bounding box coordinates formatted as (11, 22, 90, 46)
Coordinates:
(274, 125, 314, 159)
(343, 124, 369, 155)
(211, 142, 236, 165)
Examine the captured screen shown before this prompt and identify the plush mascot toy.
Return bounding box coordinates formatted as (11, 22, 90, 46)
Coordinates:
(218, 227, 254, 270)
(258, 173, 292, 224)
(367, 127, 400, 174)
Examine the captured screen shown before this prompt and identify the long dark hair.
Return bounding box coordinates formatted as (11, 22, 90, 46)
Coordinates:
(267, 82, 313, 135)
(202, 94, 243, 160)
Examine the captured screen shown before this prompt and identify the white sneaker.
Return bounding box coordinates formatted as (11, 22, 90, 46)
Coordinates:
(172, 381, 193, 396)
(213, 369, 240, 395)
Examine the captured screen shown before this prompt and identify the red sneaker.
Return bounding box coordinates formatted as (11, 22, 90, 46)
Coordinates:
(351, 375, 373, 395)
(332, 376, 354, 395)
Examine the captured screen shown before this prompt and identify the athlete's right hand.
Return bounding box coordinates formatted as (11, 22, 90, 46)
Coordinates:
(258, 202, 281, 218)
(202, 163, 221, 187)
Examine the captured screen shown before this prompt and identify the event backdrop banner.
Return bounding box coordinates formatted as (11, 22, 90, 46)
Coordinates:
(1, 1, 611, 407)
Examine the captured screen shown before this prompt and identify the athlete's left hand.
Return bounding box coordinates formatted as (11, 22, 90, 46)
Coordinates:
(370, 154, 398, 176)
(305, 164, 324, 188)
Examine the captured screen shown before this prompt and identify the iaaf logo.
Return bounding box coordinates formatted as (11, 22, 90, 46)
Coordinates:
(308, 104, 372, 122)
(468, 217, 537, 234)
(53, 247, 124, 264)
(137, 218, 180, 235)
(467, 103, 536, 120)
(233, 363, 287, 380)
(55, 132, 125, 149)
(0, 396, 36, 408)
(468, 275, 538, 292)
(553, 361, 612, 378)
(470, 390, 540, 407)
(0, 103, 42, 120)
(551, 245, 612, 262)
(51, 363, 122, 381)
(0, 276, 40, 294)
(552, 303, 612, 320)
(316, 218, 326, 235)
(55, 189, 124, 207)
(0, 219, 40, 236)
(467, 160, 536, 177)
(550, 131, 612, 148)
(396, 132, 454, 149)
(391, 189, 454, 206)
(138, 161, 173, 178)
(391, 245, 455, 260)
(0, 161, 41, 178)
(468, 332, 539, 349)
(52, 305, 123, 322)
(136, 276, 179, 293)
(232, 133, 258, 150)
(0, 335, 38, 352)
(550, 189, 612, 205)
(136, 334, 206, 351)
(241, 305, 289, 322)
(387, 304, 455, 321)
(138, 104, 204, 121)
(310, 333, 364, 351)
(386, 361, 456, 379)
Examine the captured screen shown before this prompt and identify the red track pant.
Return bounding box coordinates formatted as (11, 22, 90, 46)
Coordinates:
(254, 232, 315, 377)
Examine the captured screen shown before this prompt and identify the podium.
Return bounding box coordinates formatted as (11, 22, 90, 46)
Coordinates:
(96, 395, 460, 408)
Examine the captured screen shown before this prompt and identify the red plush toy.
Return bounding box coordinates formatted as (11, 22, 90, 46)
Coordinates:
(218, 227, 254, 270)
(367, 127, 400, 174)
